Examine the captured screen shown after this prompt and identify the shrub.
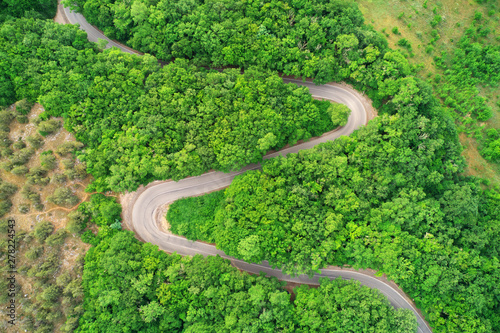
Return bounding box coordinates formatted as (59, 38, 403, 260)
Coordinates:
(45, 229, 68, 246)
(64, 169, 77, 180)
(0, 131, 12, 147)
(0, 109, 15, 125)
(73, 162, 87, 179)
(37, 119, 60, 136)
(1, 147, 13, 158)
(392, 27, 400, 35)
(16, 114, 29, 123)
(11, 147, 34, 165)
(12, 139, 26, 150)
(26, 135, 44, 149)
(61, 158, 74, 169)
(397, 38, 412, 50)
(26, 166, 50, 185)
(33, 221, 54, 241)
(81, 230, 98, 245)
(0, 181, 17, 200)
(80, 194, 122, 226)
(55, 141, 84, 156)
(34, 203, 44, 211)
(18, 204, 30, 214)
(15, 99, 33, 115)
(47, 187, 79, 207)
(66, 210, 89, 234)
(0, 160, 13, 171)
(430, 15, 442, 27)
(40, 152, 57, 170)
(21, 185, 41, 204)
(54, 174, 67, 184)
(11, 165, 29, 176)
(0, 200, 12, 217)
(25, 246, 44, 260)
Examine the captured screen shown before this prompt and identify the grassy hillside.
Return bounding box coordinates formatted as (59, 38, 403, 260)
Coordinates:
(357, 0, 500, 185)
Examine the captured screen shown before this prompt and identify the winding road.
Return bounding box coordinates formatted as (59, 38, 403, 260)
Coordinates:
(57, 3, 432, 332)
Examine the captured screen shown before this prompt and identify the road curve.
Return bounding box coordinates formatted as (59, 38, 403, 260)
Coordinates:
(59, 4, 431, 333)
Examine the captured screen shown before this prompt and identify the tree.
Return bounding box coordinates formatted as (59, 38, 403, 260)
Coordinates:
(327, 104, 351, 127)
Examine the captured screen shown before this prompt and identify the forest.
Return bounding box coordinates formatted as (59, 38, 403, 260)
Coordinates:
(0, 17, 347, 192)
(0, 0, 499, 332)
(77, 229, 417, 332)
(65, 0, 500, 163)
(169, 102, 500, 332)
(0, 0, 56, 22)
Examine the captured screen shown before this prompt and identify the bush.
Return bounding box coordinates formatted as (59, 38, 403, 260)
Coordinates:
(397, 38, 412, 50)
(0, 200, 12, 217)
(54, 174, 67, 184)
(34, 203, 44, 211)
(0, 131, 12, 147)
(33, 221, 54, 241)
(15, 99, 33, 115)
(73, 162, 87, 179)
(0, 181, 17, 200)
(0, 109, 15, 125)
(81, 230, 98, 245)
(11, 165, 29, 176)
(47, 187, 79, 207)
(18, 204, 30, 214)
(61, 159, 74, 169)
(45, 229, 68, 246)
(55, 141, 84, 156)
(16, 114, 29, 123)
(64, 169, 76, 180)
(1, 147, 13, 158)
(11, 147, 34, 165)
(430, 15, 442, 27)
(26, 166, 50, 185)
(12, 139, 26, 150)
(26, 135, 44, 149)
(66, 210, 89, 234)
(79, 194, 122, 226)
(0, 160, 13, 171)
(25, 246, 44, 260)
(21, 185, 41, 204)
(392, 27, 400, 35)
(37, 285, 61, 304)
(37, 119, 60, 136)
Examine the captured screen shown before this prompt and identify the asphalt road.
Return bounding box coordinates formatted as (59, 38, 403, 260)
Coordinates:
(59, 4, 432, 332)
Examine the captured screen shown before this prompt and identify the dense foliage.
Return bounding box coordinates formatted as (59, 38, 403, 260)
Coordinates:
(64, 0, 389, 86)
(168, 190, 224, 242)
(0, 18, 345, 192)
(77, 229, 416, 332)
(0, 0, 56, 22)
(65, 0, 500, 163)
(294, 278, 417, 332)
(170, 109, 500, 332)
(1, 1, 498, 332)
